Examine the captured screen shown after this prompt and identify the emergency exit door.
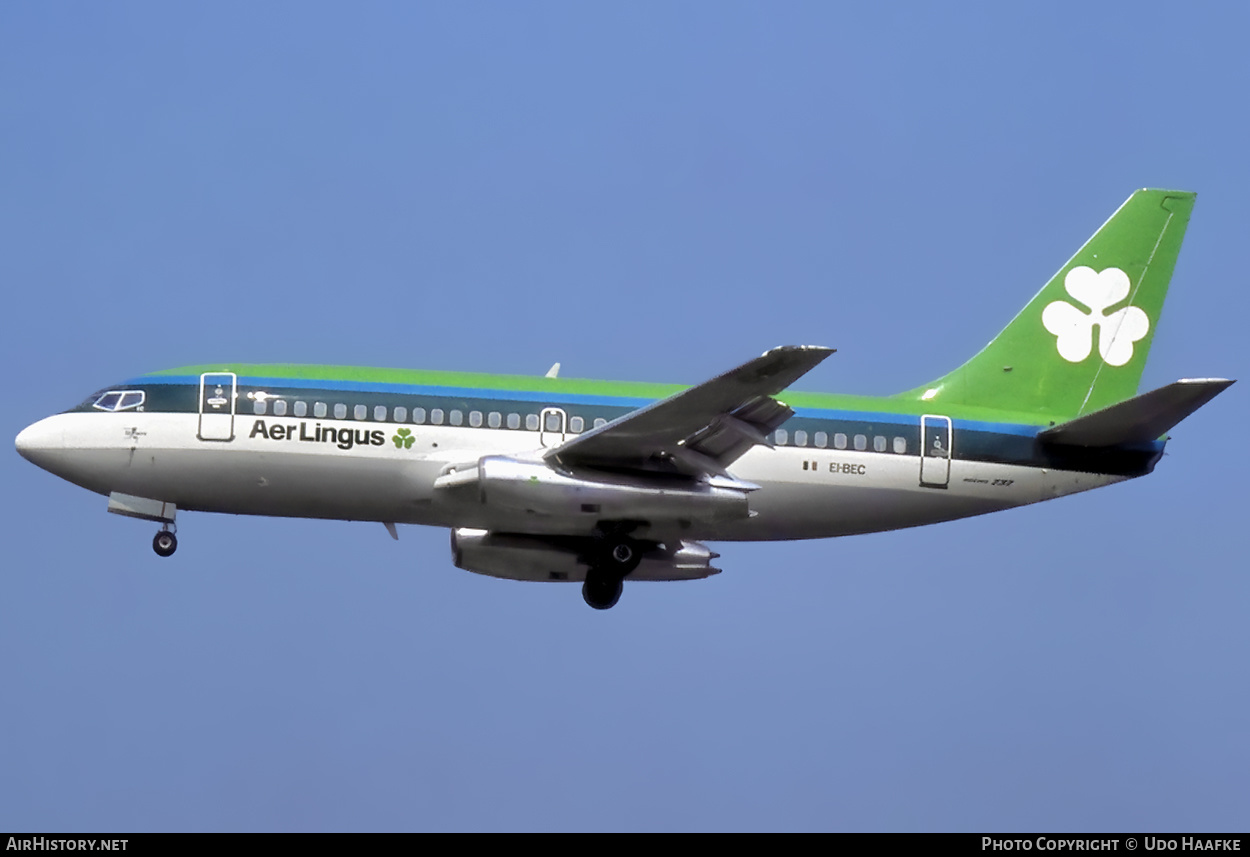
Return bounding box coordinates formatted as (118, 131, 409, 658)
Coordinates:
(920, 414, 952, 488)
(539, 407, 567, 448)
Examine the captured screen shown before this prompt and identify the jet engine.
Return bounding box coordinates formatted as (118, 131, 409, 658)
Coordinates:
(434, 455, 753, 526)
(450, 528, 721, 583)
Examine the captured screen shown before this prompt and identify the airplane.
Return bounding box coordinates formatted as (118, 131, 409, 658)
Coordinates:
(14, 188, 1234, 610)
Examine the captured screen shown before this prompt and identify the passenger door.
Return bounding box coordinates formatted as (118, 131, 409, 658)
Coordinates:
(198, 372, 237, 441)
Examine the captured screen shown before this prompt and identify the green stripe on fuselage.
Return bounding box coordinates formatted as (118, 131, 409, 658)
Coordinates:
(145, 363, 687, 401)
(142, 363, 1066, 428)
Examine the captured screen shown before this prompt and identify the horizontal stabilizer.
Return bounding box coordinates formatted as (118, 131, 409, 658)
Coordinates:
(1038, 378, 1234, 447)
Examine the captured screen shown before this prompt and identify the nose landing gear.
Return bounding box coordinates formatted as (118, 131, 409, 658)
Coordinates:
(107, 493, 179, 558)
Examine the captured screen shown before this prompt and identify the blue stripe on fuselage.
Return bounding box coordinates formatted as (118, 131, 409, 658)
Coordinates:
(135, 376, 1050, 436)
(789, 407, 1045, 437)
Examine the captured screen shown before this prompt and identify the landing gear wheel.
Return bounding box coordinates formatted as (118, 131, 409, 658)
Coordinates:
(599, 535, 642, 576)
(153, 530, 178, 558)
(582, 570, 623, 610)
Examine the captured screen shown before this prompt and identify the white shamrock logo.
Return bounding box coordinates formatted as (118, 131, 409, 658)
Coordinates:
(1041, 266, 1150, 366)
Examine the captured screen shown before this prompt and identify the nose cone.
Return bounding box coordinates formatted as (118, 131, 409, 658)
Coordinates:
(16, 416, 65, 470)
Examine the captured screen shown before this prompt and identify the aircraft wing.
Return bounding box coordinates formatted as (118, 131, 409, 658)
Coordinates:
(544, 346, 834, 477)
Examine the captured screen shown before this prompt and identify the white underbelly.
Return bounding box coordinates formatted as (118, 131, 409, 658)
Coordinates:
(38, 413, 1127, 539)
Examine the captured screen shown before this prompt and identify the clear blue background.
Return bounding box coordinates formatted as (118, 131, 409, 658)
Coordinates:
(2, 2, 1247, 832)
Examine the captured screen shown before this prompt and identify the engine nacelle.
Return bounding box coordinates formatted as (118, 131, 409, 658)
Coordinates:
(435, 455, 752, 526)
(450, 528, 722, 583)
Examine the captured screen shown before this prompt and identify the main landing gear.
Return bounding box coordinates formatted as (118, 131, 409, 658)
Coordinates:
(581, 534, 643, 611)
(152, 525, 178, 558)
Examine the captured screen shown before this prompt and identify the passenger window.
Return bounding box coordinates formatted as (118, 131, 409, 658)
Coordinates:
(507, 413, 521, 430)
(354, 404, 368, 420)
(775, 429, 788, 445)
(334, 404, 347, 420)
(449, 410, 463, 426)
(570, 416, 584, 433)
(893, 436, 907, 454)
(854, 434, 867, 451)
(253, 399, 267, 415)
(374, 405, 387, 422)
(294, 401, 307, 418)
(794, 430, 808, 447)
(273, 400, 288, 417)
(314, 402, 327, 418)
(526, 414, 540, 431)
(430, 409, 444, 425)
(874, 436, 886, 452)
(488, 412, 502, 428)
(393, 406, 408, 422)
(814, 431, 828, 448)
(834, 433, 847, 450)
(412, 407, 426, 424)
(544, 412, 562, 432)
(594, 418, 607, 428)
(469, 411, 483, 427)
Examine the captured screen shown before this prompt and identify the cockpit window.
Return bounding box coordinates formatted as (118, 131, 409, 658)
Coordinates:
(92, 390, 145, 412)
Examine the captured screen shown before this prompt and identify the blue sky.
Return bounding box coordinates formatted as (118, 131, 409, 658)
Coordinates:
(2, 2, 1247, 831)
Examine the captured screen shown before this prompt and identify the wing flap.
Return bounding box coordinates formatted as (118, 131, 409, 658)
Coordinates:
(546, 346, 834, 476)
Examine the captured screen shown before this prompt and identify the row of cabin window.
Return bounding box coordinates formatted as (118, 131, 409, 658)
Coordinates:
(249, 398, 906, 453)
(775, 429, 908, 455)
(252, 398, 609, 432)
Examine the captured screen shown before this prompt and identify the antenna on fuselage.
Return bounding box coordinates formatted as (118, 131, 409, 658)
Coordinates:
(545, 363, 561, 379)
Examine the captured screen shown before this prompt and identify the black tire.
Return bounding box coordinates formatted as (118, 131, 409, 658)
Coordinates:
(582, 568, 623, 610)
(153, 531, 177, 558)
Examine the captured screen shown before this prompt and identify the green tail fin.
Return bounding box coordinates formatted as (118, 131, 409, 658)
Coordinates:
(899, 189, 1196, 419)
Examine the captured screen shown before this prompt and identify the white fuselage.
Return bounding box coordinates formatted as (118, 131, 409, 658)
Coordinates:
(15, 410, 1123, 543)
